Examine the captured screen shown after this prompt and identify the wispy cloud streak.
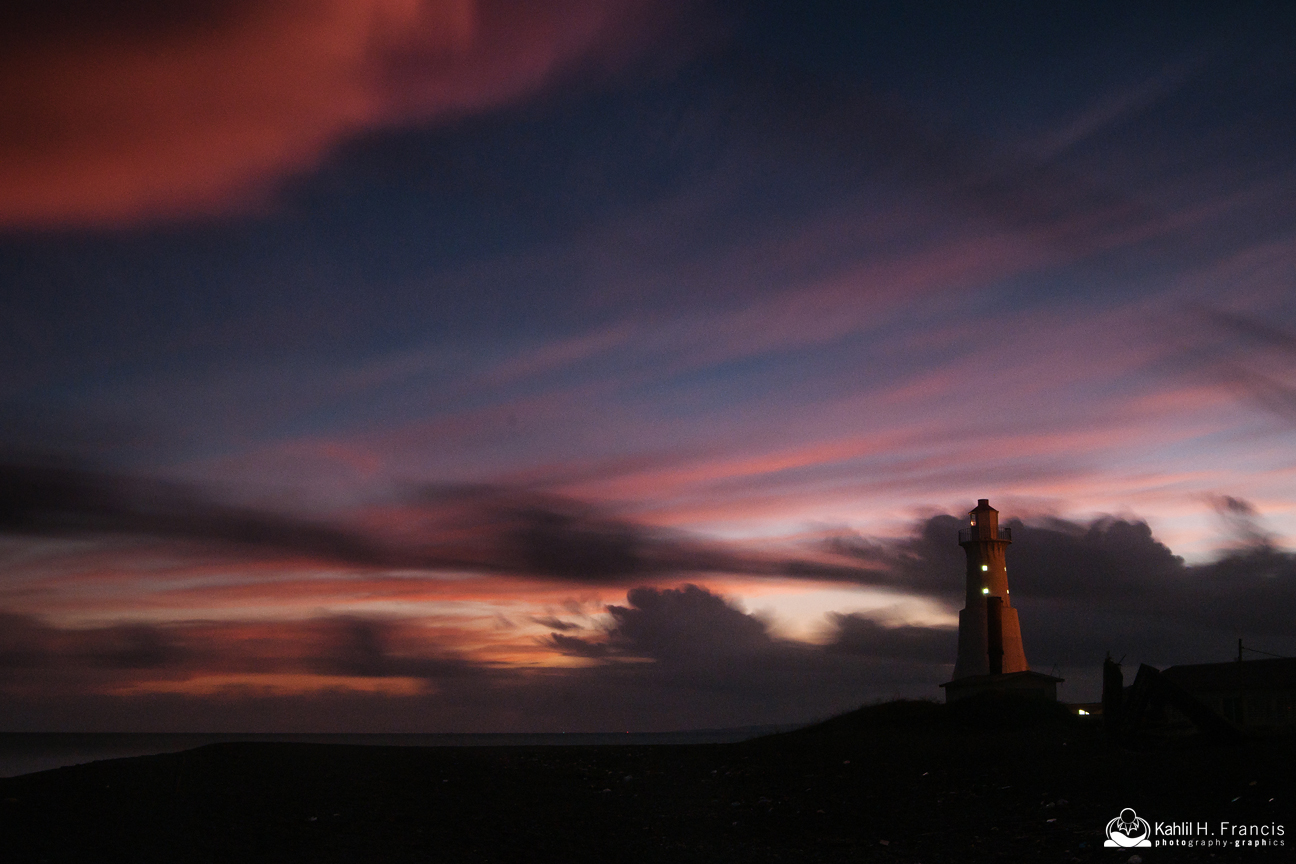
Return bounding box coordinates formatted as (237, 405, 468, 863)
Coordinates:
(0, 456, 880, 586)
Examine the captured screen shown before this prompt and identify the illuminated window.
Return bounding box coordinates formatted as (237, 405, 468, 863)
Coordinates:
(981, 587, 990, 594)
(981, 564, 988, 572)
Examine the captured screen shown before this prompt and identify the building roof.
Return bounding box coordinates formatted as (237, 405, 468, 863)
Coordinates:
(1161, 657, 1296, 693)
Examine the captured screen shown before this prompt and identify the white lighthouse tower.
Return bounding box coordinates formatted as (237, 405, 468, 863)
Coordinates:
(941, 499, 1061, 702)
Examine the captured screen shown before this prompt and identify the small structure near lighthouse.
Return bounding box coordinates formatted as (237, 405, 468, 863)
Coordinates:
(940, 499, 1062, 703)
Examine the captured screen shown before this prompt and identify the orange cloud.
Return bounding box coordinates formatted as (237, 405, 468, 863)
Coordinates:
(113, 673, 429, 697)
(0, 0, 664, 227)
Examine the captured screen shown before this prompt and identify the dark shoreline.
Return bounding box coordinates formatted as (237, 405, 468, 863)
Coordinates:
(1, 701, 1291, 863)
(0, 726, 802, 779)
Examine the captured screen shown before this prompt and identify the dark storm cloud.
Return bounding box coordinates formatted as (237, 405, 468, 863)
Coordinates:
(829, 513, 1187, 602)
(547, 584, 948, 687)
(827, 508, 1296, 689)
(606, 584, 772, 660)
(306, 616, 481, 680)
(5, 452, 1292, 684)
(545, 632, 610, 659)
(0, 612, 477, 683)
(825, 514, 967, 599)
(0, 456, 882, 584)
(0, 613, 184, 673)
(456, 488, 660, 581)
(416, 485, 874, 584)
(533, 583, 946, 728)
(825, 614, 955, 664)
(498, 507, 1292, 709)
(0, 457, 413, 568)
(993, 517, 1185, 601)
(0, 588, 944, 731)
(481, 490, 882, 585)
(3, 511, 1293, 731)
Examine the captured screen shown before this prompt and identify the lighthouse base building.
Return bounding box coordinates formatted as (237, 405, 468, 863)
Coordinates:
(940, 499, 1062, 703)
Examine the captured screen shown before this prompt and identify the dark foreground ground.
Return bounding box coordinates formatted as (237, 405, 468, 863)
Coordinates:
(1, 700, 1291, 863)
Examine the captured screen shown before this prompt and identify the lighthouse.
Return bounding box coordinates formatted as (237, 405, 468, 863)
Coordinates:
(941, 499, 1061, 702)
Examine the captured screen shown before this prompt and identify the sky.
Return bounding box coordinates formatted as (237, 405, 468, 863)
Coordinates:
(1, 1, 1295, 732)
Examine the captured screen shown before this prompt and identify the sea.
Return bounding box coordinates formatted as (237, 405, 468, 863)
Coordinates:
(0, 726, 801, 778)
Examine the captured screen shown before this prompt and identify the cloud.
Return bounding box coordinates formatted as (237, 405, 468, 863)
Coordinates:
(1028, 61, 1202, 161)
(545, 631, 609, 659)
(824, 613, 955, 664)
(533, 583, 948, 728)
(1209, 494, 1275, 549)
(548, 584, 951, 695)
(2, 511, 1294, 731)
(0, 456, 411, 567)
(305, 615, 479, 679)
(0, 612, 186, 677)
(1194, 309, 1296, 424)
(0, 0, 670, 227)
(0, 611, 474, 683)
(5, 450, 1291, 670)
(530, 615, 582, 631)
(2, 449, 1293, 728)
(605, 584, 773, 660)
(0, 588, 943, 731)
(826, 510, 1296, 695)
(0, 455, 882, 585)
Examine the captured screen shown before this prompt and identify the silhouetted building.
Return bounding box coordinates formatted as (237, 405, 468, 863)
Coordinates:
(941, 499, 1061, 703)
(1162, 657, 1296, 730)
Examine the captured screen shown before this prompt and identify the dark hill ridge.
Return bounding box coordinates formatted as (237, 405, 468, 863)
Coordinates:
(0, 699, 1290, 863)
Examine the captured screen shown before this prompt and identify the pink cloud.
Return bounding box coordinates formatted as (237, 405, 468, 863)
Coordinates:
(0, 0, 669, 227)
